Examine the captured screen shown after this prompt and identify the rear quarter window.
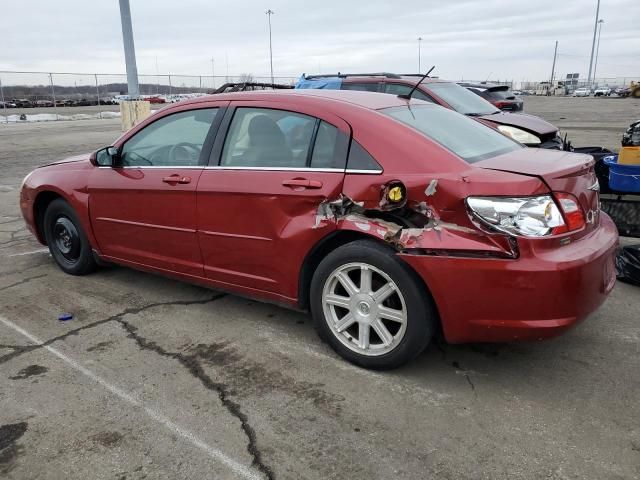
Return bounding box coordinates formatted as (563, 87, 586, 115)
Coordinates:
(347, 140, 382, 171)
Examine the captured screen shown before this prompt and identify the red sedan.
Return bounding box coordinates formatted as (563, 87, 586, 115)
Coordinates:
(20, 90, 618, 369)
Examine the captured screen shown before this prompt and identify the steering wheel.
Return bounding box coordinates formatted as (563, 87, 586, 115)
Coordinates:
(168, 142, 200, 165)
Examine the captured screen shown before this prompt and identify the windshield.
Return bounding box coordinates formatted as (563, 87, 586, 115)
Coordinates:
(382, 104, 522, 163)
(425, 82, 500, 115)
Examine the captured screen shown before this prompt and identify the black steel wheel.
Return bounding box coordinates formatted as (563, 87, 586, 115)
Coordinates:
(44, 198, 97, 275)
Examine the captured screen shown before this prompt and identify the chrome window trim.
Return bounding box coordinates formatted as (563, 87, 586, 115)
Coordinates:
(344, 168, 383, 174)
(97, 166, 382, 174)
(97, 165, 205, 169)
(204, 166, 342, 172)
(203, 166, 383, 174)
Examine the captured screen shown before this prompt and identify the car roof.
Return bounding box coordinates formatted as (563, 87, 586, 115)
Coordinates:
(177, 89, 430, 111)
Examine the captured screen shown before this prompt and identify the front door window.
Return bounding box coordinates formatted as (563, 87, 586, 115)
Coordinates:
(120, 108, 219, 167)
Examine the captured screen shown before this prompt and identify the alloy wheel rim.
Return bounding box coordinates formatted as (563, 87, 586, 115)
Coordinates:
(53, 216, 80, 262)
(322, 262, 407, 357)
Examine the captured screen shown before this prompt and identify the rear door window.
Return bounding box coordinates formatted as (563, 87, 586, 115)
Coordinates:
(221, 108, 314, 168)
(310, 121, 344, 169)
(220, 108, 346, 169)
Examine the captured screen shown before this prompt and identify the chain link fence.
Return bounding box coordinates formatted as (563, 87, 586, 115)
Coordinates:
(520, 76, 636, 93)
(1, 70, 637, 123)
(0, 71, 298, 122)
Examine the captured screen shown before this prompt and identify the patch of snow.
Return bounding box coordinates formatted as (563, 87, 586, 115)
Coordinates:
(0, 111, 122, 123)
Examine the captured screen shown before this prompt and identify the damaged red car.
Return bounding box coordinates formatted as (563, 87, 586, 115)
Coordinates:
(20, 90, 618, 369)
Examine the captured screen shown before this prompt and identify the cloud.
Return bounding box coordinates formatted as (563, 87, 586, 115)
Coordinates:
(1, 0, 638, 84)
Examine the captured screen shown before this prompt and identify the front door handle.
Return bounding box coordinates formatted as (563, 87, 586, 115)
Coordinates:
(282, 178, 323, 189)
(162, 175, 191, 184)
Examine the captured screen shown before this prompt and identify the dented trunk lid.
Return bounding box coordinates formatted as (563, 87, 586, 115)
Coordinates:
(475, 148, 601, 232)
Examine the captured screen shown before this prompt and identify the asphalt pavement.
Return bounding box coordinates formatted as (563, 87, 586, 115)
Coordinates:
(0, 98, 639, 480)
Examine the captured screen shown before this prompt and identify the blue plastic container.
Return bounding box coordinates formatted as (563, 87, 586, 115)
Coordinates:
(603, 155, 640, 193)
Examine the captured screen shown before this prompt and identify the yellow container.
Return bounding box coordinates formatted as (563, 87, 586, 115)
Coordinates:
(618, 147, 640, 165)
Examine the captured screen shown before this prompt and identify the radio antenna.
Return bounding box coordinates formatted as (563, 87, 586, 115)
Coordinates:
(399, 65, 435, 100)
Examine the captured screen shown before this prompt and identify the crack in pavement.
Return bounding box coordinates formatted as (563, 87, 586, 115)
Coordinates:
(0, 294, 224, 366)
(115, 300, 275, 480)
(0, 261, 50, 277)
(0, 273, 47, 293)
(0, 292, 274, 477)
(434, 342, 479, 398)
(463, 373, 477, 397)
(0, 226, 30, 245)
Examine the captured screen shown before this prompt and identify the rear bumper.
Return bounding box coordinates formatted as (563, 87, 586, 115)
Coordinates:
(400, 214, 619, 343)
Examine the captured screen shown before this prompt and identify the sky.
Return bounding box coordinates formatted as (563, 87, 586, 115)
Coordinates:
(2, 0, 639, 85)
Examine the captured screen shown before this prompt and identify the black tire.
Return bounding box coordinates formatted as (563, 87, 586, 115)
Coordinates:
(310, 240, 436, 369)
(43, 198, 97, 275)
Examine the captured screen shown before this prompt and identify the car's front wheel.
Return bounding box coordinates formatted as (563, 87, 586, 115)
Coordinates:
(43, 198, 97, 275)
(310, 240, 436, 369)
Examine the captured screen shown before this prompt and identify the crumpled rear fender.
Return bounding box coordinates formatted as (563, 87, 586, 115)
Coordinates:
(316, 169, 547, 257)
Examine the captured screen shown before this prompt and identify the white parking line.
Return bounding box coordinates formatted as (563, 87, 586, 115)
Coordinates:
(0, 315, 263, 480)
(7, 249, 49, 257)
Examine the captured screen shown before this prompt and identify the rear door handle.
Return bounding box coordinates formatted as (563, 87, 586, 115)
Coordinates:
(282, 178, 323, 189)
(162, 175, 191, 184)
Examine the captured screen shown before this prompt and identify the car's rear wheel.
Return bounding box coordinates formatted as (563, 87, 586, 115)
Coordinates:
(43, 198, 97, 275)
(310, 240, 436, 369)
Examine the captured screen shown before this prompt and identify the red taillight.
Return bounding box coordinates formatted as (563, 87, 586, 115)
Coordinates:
(551, 193, 585, 234)
(494, 101, 508, 109)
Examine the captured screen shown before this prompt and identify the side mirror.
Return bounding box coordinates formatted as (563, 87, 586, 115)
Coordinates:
(94, 146, 120, 167)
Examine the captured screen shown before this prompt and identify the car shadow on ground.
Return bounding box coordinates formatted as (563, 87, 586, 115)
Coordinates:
(46, 262, 601, 401)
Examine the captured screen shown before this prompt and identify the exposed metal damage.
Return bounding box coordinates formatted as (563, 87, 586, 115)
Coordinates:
(312, 180, 485, 252)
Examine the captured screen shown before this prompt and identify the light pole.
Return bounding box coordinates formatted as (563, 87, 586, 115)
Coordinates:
(587, 0, 601, 87)
(118, 0, 140, 98)
(593, 19, 604, 86)
(549, 40, 558, 96)
(211, 57, 215, 89)
(155, 56, 160, 94)
(418, 37, 423, 73)
(266, 9, 275, 84)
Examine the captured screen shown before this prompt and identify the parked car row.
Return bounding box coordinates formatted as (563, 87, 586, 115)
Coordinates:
(112, 93, 205, 104)
(1, 98, 121, 108)
(572, 87, 614, 97)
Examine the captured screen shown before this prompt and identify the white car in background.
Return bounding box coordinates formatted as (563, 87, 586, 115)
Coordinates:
(572, 88, 591, 97)
(594, 87, 612, 97)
